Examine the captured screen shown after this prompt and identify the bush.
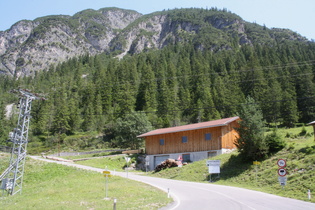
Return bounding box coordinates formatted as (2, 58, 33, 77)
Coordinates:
(299, 126, 307, 136)
(299, 146, 315, 154)
(265, 129, 286, 154)
(287, 143, 295, 151)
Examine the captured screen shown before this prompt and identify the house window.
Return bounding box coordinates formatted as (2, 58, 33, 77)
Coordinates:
(159, 139, 165, 145)
(205, 133, 212, 141)
(182, 136, 188, 143)
(182, 154, 191, 162)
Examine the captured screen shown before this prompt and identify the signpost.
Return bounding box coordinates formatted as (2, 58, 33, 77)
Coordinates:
(207, 160, 220, 173)
(206, 160, 220, 182)
(103, 170, 112, 199)
(277, 159, 287, 189)
(253, 161, 261, 165)
(125, 157, 131, 178)
(177, 155, 183, 167)
(278, 168, 287, 177)
(278, 176, 287, 186)
(277, 159, 286, 168)
(253, 161, 261, 182)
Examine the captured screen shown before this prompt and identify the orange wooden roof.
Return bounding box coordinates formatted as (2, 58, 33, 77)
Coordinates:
(138, 116, 239, 138)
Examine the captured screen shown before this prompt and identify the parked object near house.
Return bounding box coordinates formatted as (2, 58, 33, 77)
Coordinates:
(137, 116, 240, 171)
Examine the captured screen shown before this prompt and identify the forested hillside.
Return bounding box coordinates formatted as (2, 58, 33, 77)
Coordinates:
(0, 8, 315, 150)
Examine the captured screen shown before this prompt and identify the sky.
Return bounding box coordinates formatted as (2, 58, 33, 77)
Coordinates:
(0, 0, 314, 40)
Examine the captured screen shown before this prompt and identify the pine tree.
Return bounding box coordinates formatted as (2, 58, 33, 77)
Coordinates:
(51, 88, 71, 135)
(296, 63, 315, 122)
(235, 96, 268, 161)
(190, 54, 220, 122)
(32, 99, 53, 135)
(135, 64, 157, 111)
(68, 91, 83, 134)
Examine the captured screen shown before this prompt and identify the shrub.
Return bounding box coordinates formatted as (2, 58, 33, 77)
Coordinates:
(265, 129, 286, 154)
(287, 143, 295, 151)
(299, 126, 307, 136)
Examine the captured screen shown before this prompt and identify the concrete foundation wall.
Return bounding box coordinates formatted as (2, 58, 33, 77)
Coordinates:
(146, 149, 234, 171)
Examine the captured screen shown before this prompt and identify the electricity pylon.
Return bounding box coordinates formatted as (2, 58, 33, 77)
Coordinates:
(0, 89, 45, 196)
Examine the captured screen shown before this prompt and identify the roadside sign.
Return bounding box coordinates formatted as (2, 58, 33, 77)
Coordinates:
(277, 159, 286, 167)
(253, 161, 261, 165)
(278, 176, 287, 186)
(177, 155, 183, 167)
(177, 155, 183, 161)
(278, 168, 287, 176)
(103, 171, 112, 177)
(207, 160, 220, 174)
(206, 160, 220, 167)
(125, 157, 131, 163)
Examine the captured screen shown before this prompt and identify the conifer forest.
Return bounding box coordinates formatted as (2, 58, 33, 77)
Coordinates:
(1, 9, 315, 150)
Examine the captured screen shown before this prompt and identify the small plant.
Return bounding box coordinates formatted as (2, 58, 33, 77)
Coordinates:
(285, 132, 292, 138)
(299, 126, 307, 136)
(299, 146, 315, 154)
(287, 143, 295, 151)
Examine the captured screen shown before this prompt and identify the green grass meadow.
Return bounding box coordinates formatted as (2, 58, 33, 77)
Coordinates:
(73, 155, 128, 172)
(0, 155, 171, 209)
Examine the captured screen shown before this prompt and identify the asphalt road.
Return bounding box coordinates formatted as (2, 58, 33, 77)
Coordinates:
(30, 156, 315, 210)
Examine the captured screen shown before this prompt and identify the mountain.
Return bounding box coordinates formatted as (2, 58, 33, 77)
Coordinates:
(0, 7, 309, 77)
(0, 7, 141, 77)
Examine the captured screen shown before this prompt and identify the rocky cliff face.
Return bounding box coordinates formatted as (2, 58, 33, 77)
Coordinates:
(0, 8, 308, 77)
(0, 8, 142, 77)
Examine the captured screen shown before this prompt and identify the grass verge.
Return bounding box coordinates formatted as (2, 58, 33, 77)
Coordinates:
(0, 154, 171, 209)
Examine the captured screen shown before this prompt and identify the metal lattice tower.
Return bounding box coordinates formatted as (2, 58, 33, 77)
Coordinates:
(0, 89, 45, 196)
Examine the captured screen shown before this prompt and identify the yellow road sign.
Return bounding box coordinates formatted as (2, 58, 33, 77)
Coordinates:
(253, 161, 261, 165)
(104, 174, 112, 177)
(103, 171, 110, 174)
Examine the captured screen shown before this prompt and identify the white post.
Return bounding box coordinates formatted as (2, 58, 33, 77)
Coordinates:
(167, 188, 170, 198)
(113, 198, 117, 210)
(308, 189, 311, 200)
(105, 175, 108, 199)
(125, 157, 130, 178)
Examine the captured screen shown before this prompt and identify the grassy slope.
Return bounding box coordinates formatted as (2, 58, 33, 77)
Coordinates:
(150, 126, 315, 202)
(0, 154, 171, 209)
(73, 155, 129, 172)
(2, 126, 314, 208)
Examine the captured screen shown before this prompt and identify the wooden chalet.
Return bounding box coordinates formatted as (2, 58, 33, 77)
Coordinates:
(137, 116, 240, 170)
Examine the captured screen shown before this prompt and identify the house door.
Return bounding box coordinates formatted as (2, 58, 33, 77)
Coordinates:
(154, 155, 169, 168)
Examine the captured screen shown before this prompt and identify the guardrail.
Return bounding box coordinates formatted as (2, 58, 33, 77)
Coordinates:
(49, 149, 125, 157)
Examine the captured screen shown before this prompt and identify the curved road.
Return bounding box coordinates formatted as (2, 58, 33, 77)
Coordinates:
(30, 156, 315, 210)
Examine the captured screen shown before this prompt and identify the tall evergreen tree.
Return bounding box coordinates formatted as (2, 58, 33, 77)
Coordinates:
(135, 64, 157, 112)
(296, 63, 315, 122)
(235, 96, 268, 161)
(51, 87, 71, 135)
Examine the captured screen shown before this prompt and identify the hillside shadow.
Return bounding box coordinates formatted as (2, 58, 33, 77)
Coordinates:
(218, 154, 252, 180)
